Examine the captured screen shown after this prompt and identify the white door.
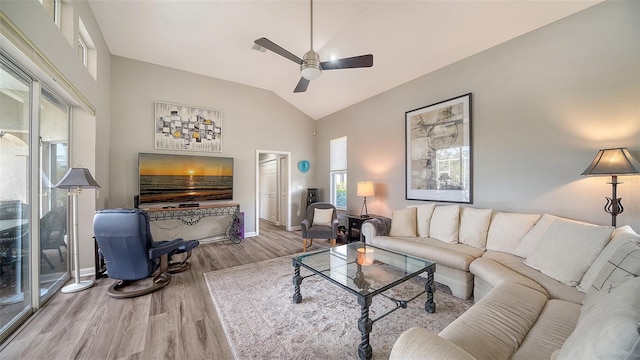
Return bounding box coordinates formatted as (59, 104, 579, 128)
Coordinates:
(260, 159, 278, 223)
(279, 156, 288, 228)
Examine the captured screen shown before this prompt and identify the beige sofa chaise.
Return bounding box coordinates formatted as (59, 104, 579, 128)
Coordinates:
(362, 204, 640, 359)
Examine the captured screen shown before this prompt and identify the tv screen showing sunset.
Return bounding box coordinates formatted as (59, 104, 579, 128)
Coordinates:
(138, 153, 233, 204)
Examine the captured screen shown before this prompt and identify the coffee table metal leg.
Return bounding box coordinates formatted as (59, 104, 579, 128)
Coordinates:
(357, 296, 373, 360)
(292, 261, 303, 304)
(425, 270, 436, 313)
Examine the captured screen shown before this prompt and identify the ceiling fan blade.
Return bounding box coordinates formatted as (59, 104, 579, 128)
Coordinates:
(294, 77, 310, 93)
(255, 37, 303, 65)
(321, 54, 373, 70)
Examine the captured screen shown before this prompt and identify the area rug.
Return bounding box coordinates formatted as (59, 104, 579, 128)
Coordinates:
(204, 255, 473, 360)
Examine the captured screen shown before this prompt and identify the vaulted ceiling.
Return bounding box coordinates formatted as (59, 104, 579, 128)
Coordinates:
(88, 0, 600, 120)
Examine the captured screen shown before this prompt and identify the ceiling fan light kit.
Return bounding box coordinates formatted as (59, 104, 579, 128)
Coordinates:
(255, 0, 373, 92)
(301, 51, 322, 80)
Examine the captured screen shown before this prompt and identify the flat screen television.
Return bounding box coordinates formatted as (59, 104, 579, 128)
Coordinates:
(138, 153, 233, 205)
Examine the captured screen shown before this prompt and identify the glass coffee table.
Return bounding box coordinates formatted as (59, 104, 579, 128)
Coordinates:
(292, 243, 436, 360)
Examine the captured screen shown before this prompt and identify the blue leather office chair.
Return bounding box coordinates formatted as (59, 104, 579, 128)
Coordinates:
(93, 208, 199, 299)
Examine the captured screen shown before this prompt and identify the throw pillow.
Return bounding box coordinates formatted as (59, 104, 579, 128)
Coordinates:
(578, 225, 639, 293)
(556, 277, 640, 360)
(458, 207, 492, 250)
(485, 212, 541, 254)
(584, 238, 640, 303)
(409, 203, 436, 237)
(312, 208, 333, 227)
(429, 205, 460, 243)
(389, 207, 417, 237)
(524, 221, 614, 286)
(513, 214, 595, 258)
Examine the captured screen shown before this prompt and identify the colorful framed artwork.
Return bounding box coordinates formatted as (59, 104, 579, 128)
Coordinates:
(154, 101, 223, 152)
(405, 93, 473, 203)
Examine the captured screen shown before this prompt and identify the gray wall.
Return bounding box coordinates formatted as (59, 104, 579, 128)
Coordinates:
(315, 1, 640, 231)
(109, 56, 316, 234)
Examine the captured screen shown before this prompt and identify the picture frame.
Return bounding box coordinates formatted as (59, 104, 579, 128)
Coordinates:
(154, 101, 223, 152)
(405, 93, 472, 203)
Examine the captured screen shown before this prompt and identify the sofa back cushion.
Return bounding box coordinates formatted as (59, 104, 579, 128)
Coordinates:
(429, 205, 460, 243)
(486, 212, 541, 254)
(459, 207, 492, 250)
(578, 225, 640, 293)
(584, 237, 640, 303)
(524, 221, 613, 286)
(556, 276, 640, 360)
(389, 207, 417, 237)
(408, 203, 436, 237)
(513, 214, 595, 258)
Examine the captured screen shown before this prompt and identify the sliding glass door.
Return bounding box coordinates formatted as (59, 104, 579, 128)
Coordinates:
(0, 52, 70, 343)
(0, 54, 33, 341)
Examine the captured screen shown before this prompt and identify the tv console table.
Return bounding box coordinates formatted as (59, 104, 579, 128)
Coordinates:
(143, 203, 242, 243)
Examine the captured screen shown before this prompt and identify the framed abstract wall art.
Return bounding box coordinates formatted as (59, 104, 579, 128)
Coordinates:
(405, 93, 473, 203)
(154, 101, 223, 152)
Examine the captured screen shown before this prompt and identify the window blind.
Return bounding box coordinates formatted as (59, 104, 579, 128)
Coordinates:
(330, 136, 347, 171)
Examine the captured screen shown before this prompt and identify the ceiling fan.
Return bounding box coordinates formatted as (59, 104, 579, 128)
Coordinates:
(254, 0, 373, 93)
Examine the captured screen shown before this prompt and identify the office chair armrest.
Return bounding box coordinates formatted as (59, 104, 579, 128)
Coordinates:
(148, 238, 184, 259)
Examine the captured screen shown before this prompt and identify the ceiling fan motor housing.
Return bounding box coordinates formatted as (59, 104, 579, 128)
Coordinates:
(301, 50, 322, 80)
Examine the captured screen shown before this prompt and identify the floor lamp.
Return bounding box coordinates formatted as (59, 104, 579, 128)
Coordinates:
(357, 181, 375, 218)
(581, 148, 640, 227)
(55, 167, 100, 293)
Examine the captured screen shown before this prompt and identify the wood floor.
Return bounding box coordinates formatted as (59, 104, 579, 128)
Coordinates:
(0, 221, 332, 359)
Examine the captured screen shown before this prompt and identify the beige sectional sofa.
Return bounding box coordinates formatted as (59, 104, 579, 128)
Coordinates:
(361, 204, 640, 359)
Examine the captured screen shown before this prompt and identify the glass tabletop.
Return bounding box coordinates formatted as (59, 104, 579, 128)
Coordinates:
(293, 243, 435, 297)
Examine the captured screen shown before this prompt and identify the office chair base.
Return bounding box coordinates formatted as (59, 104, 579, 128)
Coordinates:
(107, 272, 171, 299)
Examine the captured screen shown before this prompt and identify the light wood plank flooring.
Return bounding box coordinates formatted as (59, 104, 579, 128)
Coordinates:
(0, 221, 333, 359)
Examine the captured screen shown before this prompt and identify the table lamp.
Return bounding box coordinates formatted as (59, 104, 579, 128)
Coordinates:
(55, 167, 100, 293)
(357, 181, 375, 218)
(581, 148, 640, 227)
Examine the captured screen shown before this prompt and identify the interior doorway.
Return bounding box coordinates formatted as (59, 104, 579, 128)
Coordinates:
(255, 150, 291, 236)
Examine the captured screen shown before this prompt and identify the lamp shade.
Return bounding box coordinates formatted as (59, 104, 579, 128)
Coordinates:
(581, 148, 640, 176)
(357, 181, 375, 197)
(438, 173, 451, 181)
(55, 167, 101, 189)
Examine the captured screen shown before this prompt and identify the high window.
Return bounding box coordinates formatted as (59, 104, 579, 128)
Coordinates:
(39, 0, 61, 26)
(330, 136, 347, 210)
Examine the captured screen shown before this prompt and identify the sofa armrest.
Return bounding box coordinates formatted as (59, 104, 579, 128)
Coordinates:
(390, 328, 476, 360)
(361, 216, 391, 241)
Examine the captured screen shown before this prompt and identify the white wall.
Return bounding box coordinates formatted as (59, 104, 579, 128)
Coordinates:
(109, 56, 316, 235)
(315, 1, 640, 231)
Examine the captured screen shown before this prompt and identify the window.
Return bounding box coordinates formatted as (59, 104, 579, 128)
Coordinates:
(78, 18, 97, 80)
(78, 36, 87, 66)
(330, 136, 347, 210)
(39, 0, 60, 26)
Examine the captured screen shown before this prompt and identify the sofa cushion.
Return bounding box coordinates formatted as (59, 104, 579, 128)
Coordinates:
(514, 214, 595, 258)
(512, 299, 581, 360)
(370, 236, 483, 270)
(486, 212, 541, 254)
(556, 276, 640, 360)
(440, 282, 547, 360)
(409, 203, 436, 237)
(584, 238, 640, 303)
(429, 205, 460, 243)
(478, 251, 585, 303)
(524, 221, 613, 286)
(459, 207, 492, 250)
(390, 207, 417, 237)
(578, 225, 640, 293)
(312, 208, 333, 227)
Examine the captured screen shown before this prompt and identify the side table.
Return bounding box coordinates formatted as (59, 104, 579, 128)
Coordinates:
(346, 214, 377, 243)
